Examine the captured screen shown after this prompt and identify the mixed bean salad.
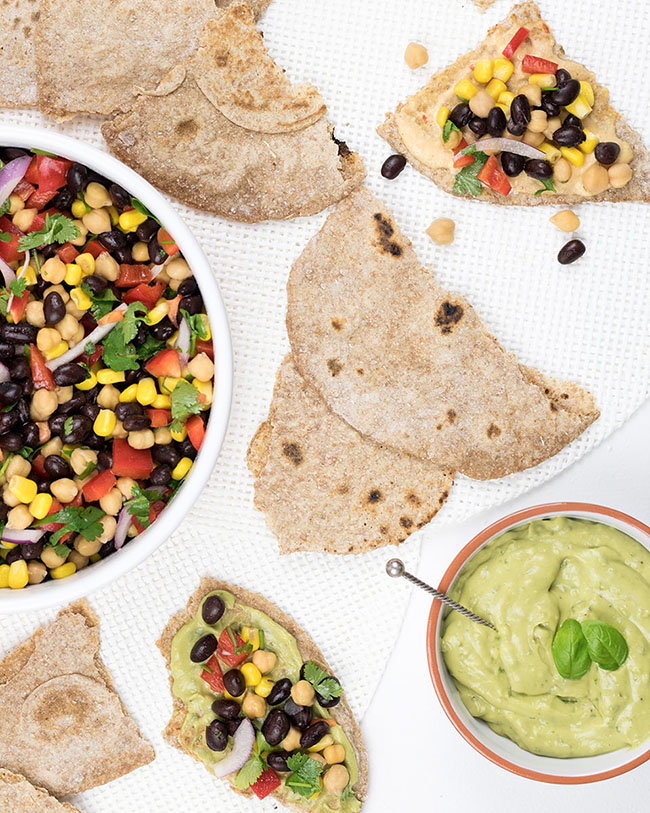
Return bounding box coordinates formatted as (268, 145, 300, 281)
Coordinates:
(0, 147, 214, 589)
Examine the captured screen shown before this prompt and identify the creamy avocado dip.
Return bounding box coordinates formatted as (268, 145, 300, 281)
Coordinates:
(170, 590, 361, 810)
(441, 517, 650, 758)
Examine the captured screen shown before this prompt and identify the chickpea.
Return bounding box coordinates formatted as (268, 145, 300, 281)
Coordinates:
(280, 726, 302, 751)
(582, 163, 609, 195)
(311, 753, 327, 765)
(127, 522, 138, 538)
(72, 325, 85, 345)
(608, 162, 632, 189)
(100, 487, 123, 516)
(41, 437, 63, 457)
(618, 141, 633, 163)
(56, 314, 80, 342)
(35, 422, 51, 444)
(84, 182, 112, 209)
(323, 744, 346, 765)
(252, 649, 277, 675)
(291, 679, 316, 706)
(65, 299, 86, 320)
(50, 478, 78, 504)
(7, 504, 32, 530)
(128, 429, 155, 450)
(527, 109, 547, 134)
(70, 447, 97, 476)
(41, 257, 67, 284)
(82, 207, 112, 235)
(74, 534, 102, 557)
(56, 385, 74, 405)
(8, 193, 24, 215)
(25, 301, 46, 328)
(2, 487, 20, 508)
(44, 284, 69, 303)
(27, 560, 47, 585)
(132, 241, 150, 262)
(41, 545, 68, 568)
(69, 220, 88, 247)
(12, 207, 37, 232)
(153, 427, 172, 445)
(36, 327, 62, 353)
(187, 353, 214, 383)
(97, 384, 120, 409)
(544, 116, 562, 140)
(30, 389, 59, 421)
(522, 130, 544, 147)
(68, 550, 89, 570)
(550, 210, 580, 233)
(168, 278, 181, 292)
(553, 157, 572, 184)
(242, 692, 267, 719)
(323, 764, 349, 796)
(520, 83, 541, 107)
(426, 218, 455, 246)
(5, 456, 30, 479)
(95, 252, 119, 281)
(469, 89, 494, 118)
(404, 42, 428, 69)
(113, 420, 128, 439)
(116, 476, 136, 499)
(98, 515, 117, 543)
(166, 257, 192, 280)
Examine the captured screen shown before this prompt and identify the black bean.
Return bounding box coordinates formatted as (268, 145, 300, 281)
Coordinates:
(98, 230, 127, 251)
(0, 503, 9, 523)
(85, 432, 105, 450)
(563, 113, 583, 130)
(552, 125, 585, 147)
(262, 709, 291, 747)
(122, 414, 151, 432)
(151, 320, 175, 342)
(178, 438, 197, 460)
(82, 274, 107, 295)
(0, 147, 29, 162)
(227, 718, 243, 736)
(500, 152, 525, 177)
(189, 633, 217, 663)
(65, 415, 92, 444)
(114, 403, 142, 421)
(36, 479, 51, 493)
(594, 142, 621, 166)
(223, 669, 245, 697)
(114, 246, 133, 265)
(558, 239, 586, 265)
(53, 363, 89, 387)
(0, 382, 22, 404)
(267, 751, 292, 772)
(20, 540, 44, 560)
(300, 720, 330, 749)
(23, 422, 40, 448)
(178, 278, 198, 297)
(551, 79, 580, 107)
(555, 68, 572, 88)
(150, 464, 171, 486)
(123, 369, 147, 386)
(16, 399, 30, 423)
(179, 294, 202, 316)
(97, 449, 112, 471)
(136, 218, 159, 242)
(524, 159, 553, 180)
(0, 433, 23, 451)
(5, 547, 24, 564)
(1, 323, 37, 343)
(487, 106, 506, 138)
(148, 233, 167, 265)
(0, 343, 15, 362)
(109, 183, 131, 210)
(99, 539, 117, 558)
(468, 116, 488, 138)
(44, 454, 72, 479)
(506, 118, 527, 137)
(540, 96, 560, 118)
(380, 154, 407, 180)
(267, 678, 292, 706)
(67, 163, 88, 193)
(212, 698, 240, 720)
(510, 95, 531, 127)
(39, 244, 58, 259)
(9, 358, 30, 379)
(125, 231, 139, 247)
(284, 698, 312, 730)
(202, 595, 226, 624)
(50, 186, 75, 211)
(152, 444, 180, 467)
(58, 394, 87, 415)
(449, 103, 472, 128)
(0, 412, 18, 434)
(132, 322, 148, 347)
(205, 719, 228, 752)
(81, 402, 101, 421)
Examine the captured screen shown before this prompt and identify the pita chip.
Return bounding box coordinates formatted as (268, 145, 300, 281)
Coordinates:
(0, 769, 80, 813)
(0, 0, 39, 107)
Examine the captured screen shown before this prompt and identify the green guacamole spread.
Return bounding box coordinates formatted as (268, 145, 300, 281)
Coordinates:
(170, 590, 361, 810)
(441, 517, 650, 758)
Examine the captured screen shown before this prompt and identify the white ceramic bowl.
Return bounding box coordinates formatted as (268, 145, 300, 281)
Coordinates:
(0, 125, 232, 612)
(427, 502, 650, 784)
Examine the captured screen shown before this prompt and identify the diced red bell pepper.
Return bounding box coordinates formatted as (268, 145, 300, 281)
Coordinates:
(186, 415, 205, 451)
(82, 469, 117, 502)
(453, 138, 475, 168)
(31, 454, 47, 479)
(86, 343, 103, 367)
(132, 500, 165, 534)
(195, 338, 214, 361)
(27, 188, 58, 211)
(217, 627, 252, 668)
(83, 239, 105, 259)
(521, 54, 558, 75)
(38, 498, 64, 532)
(250, 768, 281, 800)
(200, 654, 225, 693)
(29, 345, 56, 390)
(147, 408, 172, 428)
(0, 216, 23, 264)
(56, 242, 80, 264)
(111, 437, 154, 479)
(70, 489, 84, 507)
(157, 227, 179, 256)
(25, 210, 46, 234)
(116, 263, 155, 287)
(478, 155, 512, 196)
(167, 295, 181, 327)
(36, 155, 72, 192)
(144, 347, 182, 378)
(9, 288, 29, 324)
(122, 281, 165, 310)
(12, 179, 36, 202)
(24, 156, 39, 185)
(502, 26, 529, 59)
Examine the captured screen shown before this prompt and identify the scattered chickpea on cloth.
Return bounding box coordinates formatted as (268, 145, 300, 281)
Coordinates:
(427, 218, 455, 245)
(404, 42, 428, 70)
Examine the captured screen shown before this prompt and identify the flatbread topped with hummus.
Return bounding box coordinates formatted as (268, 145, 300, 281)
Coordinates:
(158, 579, 367, 810)
(379, 1, 650, 204)
(248, 355, 453, 554)
(0, 601, 154, 797)
(286, 187, 599, 480)
(0, 769, 81, 813)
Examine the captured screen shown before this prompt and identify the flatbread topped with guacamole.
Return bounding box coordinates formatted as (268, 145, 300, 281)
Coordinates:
(158, 580, 367, 811)
(378, 1, 650, 204)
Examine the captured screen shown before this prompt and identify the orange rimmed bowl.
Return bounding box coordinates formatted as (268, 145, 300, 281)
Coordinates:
(427, 502, 650, 784)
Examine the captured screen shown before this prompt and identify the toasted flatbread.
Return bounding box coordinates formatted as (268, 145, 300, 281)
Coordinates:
(0, 600, 154, 797)
(286, 187, 599, 480)
(0, 0, 39, 107)
(217, 0, 271, 16)
(194, 5, 325, 133)
(378, 2, 650, 205)
(248, 355, 453, 554)
(472, 0, 495, 10)
(0, 769, 80, 813)
(158, 579, 368, 811)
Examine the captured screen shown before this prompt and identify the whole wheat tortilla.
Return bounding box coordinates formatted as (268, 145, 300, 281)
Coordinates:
(378, 2, 650, 205)
(194, 6, 326, 134)
(158, 579, 368, 812)
(0, 0, 40, 107)
(0, 769, 80, 812)
(217, 0, 271, 16)
(0, 601, 154, 797)
(248, 355, 453, 554)
(286, 187, 599, 480)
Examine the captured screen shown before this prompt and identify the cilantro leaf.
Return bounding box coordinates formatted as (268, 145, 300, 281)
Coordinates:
(36, 505, 104, 546)
(303, 660, 343, 702)
(180, 309, 208, 355)
(442, 120, 460, 143)
(31, 148, 57, 157)
(170, 379, 203, 433)
(130, 196, 161, 226)
(17, 213, 79, 251)
(255, 730, 272, 756)
(125, 484, 163, 529)
(49, 541, 72, 558)
(535, 178, 556, 195)
(286, 754, 324, 798)
(81, 284, 118, 321)
(63, 417, 74, 437)
(234, 753, 265, 790)
(135, 333, 166, 361)
(79, 460, 97, 480)
(100, 303, 147, 372)
(0, 278, 28, 317)
(452, 151, 489, 197)
(0, 199, 9, 217)
(0, 231, 11, 243)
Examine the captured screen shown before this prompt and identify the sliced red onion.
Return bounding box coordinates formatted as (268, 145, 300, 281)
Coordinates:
(472, 138, 545, 160)
(176, 315, 191, 368)
(2, 528, 45, 545)
(114, 506, 131, 550)
(6, 250, 30, 314)
(0, 362, 9, 384)
(46, 305, 127, 371)
(0, 156, 32, 210)
(0, 257, 16, 287)
(212, 718, 255, 778)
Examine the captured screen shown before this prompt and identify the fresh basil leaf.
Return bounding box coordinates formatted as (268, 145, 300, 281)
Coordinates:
(442, 120, 460, 143)
(552, 619, 591, 680)
(452, 151, 489, 197)
(581, 620, 628, 671)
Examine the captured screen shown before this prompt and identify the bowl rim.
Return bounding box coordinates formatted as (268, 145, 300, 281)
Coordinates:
(0, 125, 233, 613)
(426, 501, 650, 785)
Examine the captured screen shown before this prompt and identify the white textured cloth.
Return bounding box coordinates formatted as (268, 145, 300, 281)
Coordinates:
(0, 0, 648, 810)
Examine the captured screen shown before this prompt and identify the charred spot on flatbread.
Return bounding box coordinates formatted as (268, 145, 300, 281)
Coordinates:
(367, 489, 382, 503)
(281, 442, 303, 466)
(435, 301, 464, 333)
(327, 358, 343, 376)
(373, 212, 402, 256)
(176, 118, 198, 136)
(447, 409, 457, 423)
(487, 423, 501, 439)
(331, 318, 343, 331)
(399, 516, 413, 528)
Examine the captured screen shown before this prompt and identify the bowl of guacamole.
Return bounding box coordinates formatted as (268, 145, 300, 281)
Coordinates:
(427, 503, 650, 784)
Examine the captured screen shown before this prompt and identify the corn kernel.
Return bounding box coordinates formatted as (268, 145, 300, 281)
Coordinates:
(193, 379, 213, 406)
(579, 129, 599, 154)
(2, 542, 16, 550)
(160, 376, 181, 394)
(453, 78, 477, 100)
(64, 263, 82, 286)
(45, 340, 69, 361)
(107, 205, 119, 226)
(9, 476, 38, 504)
(119, 383, 138, 403)
(71, 199, 87, 219)
(497, 91, 515, 111)
(255, 677, 274, 698)
(560, 146, 585, 167)
(436, 107, 449, 128)
(76, 371, 97, 391)
(580, 81, 595, 106)
(240, 662, 262, 687)
(485, 78, 507, 100)
(70, 287, 92, 311)
(8, 560, 28, 589)
(76, 252, 95, 276)
(0, 564, 9, 588)
(224, 689, 242, 703)
(151, 393, 171, 409)
(492, 57, 514, 82)
(93, 409, 117, 437)
(90, 553, 101, 563)
(198, 314, 211, 341)
(166, 331, 179, 348)
(50, 562, 77, 579)
(473, 58, 493, 84)
(308, 735, 334, 753)
(29, 492, 53, 520)
(97, 368, 126, 385)
(23, 266, 37, 286)
(241, 627, 261, 652)
(171, 457, 192, 480)
(144, 301, 169, 326)
(494, 103, 508, 115)
(539, 142, 562, 163)
(529, 73, 556, 88)
(564, 95, 592, 119)
(170, 425, 187, 442)
(136, 377, 157, 405)
(118, 209, 148, 233)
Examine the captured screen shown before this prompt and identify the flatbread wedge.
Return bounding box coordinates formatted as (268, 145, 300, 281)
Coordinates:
(0, 0, 39, 107)
(158, 579, 368, 810)
(472, 0, 495, 11)
(286, 187, 599, 480)
(0, 769, 80, 813)
(0, 600, 154, 797)
(378, 1, 650, 205)
(248, 355, 453, 554)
